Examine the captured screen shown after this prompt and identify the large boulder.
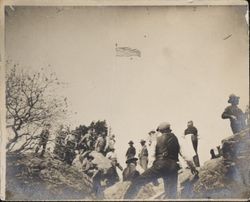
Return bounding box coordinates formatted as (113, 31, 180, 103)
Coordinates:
(6, 152, 95, 200)
(104, 181, 157, 199)
(90, 151, 112, 170)
(190, 128, 250, 199)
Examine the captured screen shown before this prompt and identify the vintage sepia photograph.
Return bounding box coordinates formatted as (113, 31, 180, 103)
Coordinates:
(1, 0, 249, 200)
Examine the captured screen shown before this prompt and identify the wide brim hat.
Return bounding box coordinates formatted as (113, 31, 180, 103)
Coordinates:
(128, 141, 134, 144)
(228, 94, 240, 103)
(126, 157, 138, 164)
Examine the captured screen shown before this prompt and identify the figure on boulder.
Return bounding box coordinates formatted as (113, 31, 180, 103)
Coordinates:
(95, 132, 106, 153)
(79, 129, 95, 151)
(184, 121, 198, 154)
(126, 141, 136, 160)
(124, 122, 198, 199)
(104, 134, 116, 154)
(222, 94, 247, 134)
(184, 121, 200, 167)
(35, 123, 51, 157)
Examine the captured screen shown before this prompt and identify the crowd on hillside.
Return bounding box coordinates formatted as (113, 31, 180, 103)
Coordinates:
(33, 94, 249, 199)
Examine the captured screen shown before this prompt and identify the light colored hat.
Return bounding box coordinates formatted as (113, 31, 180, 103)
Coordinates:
(156, 122, 171, 132)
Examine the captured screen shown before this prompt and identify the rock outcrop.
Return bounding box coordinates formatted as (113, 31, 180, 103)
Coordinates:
(180, 128, 250, 199)
(104, 181, 158, 199)
(104, 128, 250, 200)
(6, 152, 95, 200)
(6, 128, 250, 200)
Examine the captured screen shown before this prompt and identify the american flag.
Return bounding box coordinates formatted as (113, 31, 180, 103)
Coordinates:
(115, 44, 141, 57)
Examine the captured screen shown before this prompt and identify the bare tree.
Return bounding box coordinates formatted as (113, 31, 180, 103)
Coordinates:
(6, 62, 68, 153)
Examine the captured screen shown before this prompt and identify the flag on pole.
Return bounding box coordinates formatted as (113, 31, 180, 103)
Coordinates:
(115, 44, 141, 57)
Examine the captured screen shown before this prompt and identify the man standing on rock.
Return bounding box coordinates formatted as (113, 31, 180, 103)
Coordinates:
(35, 123, 51, 157)
(126, 141, 136, 160)
(222, 94, 247, 134)
(184, 121, 198, 154)
(124, 122, 198, 199)
(138, 139, 148, 170)
(79, 129, 95, 150)
(184, 120, 200, 167)
(104, 134, 116, 154)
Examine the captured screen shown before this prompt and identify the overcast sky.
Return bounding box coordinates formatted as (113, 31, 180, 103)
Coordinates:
(5, 6, 249, 168)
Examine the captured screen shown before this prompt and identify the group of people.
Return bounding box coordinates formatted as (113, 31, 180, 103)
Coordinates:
(33, 93, 249, 199)
(122, 93, 249, 199)
(52, 128, 117, 165)
(122, 120, 200, 199)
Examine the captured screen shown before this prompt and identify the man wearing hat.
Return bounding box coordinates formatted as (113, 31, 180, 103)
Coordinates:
(123, 157, 140, 181)
(222, 94, 247, 134)
(138, 139, 148, 170)
(126, 140, 136, 160)
(124, 122, 198, 199)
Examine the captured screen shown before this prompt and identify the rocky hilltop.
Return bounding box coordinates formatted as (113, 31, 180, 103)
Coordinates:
(177, 128, 250, 199)
(6, 128, 250, 200)
(105, 128, 250, 199)
(190, 128, 250, 199)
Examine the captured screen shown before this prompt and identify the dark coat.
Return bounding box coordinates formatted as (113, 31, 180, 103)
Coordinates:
(126, 146, 136, 159)
(184, 126, 198, 136)
(184, 126, 198, 154)
(155, 132, 180, 161)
